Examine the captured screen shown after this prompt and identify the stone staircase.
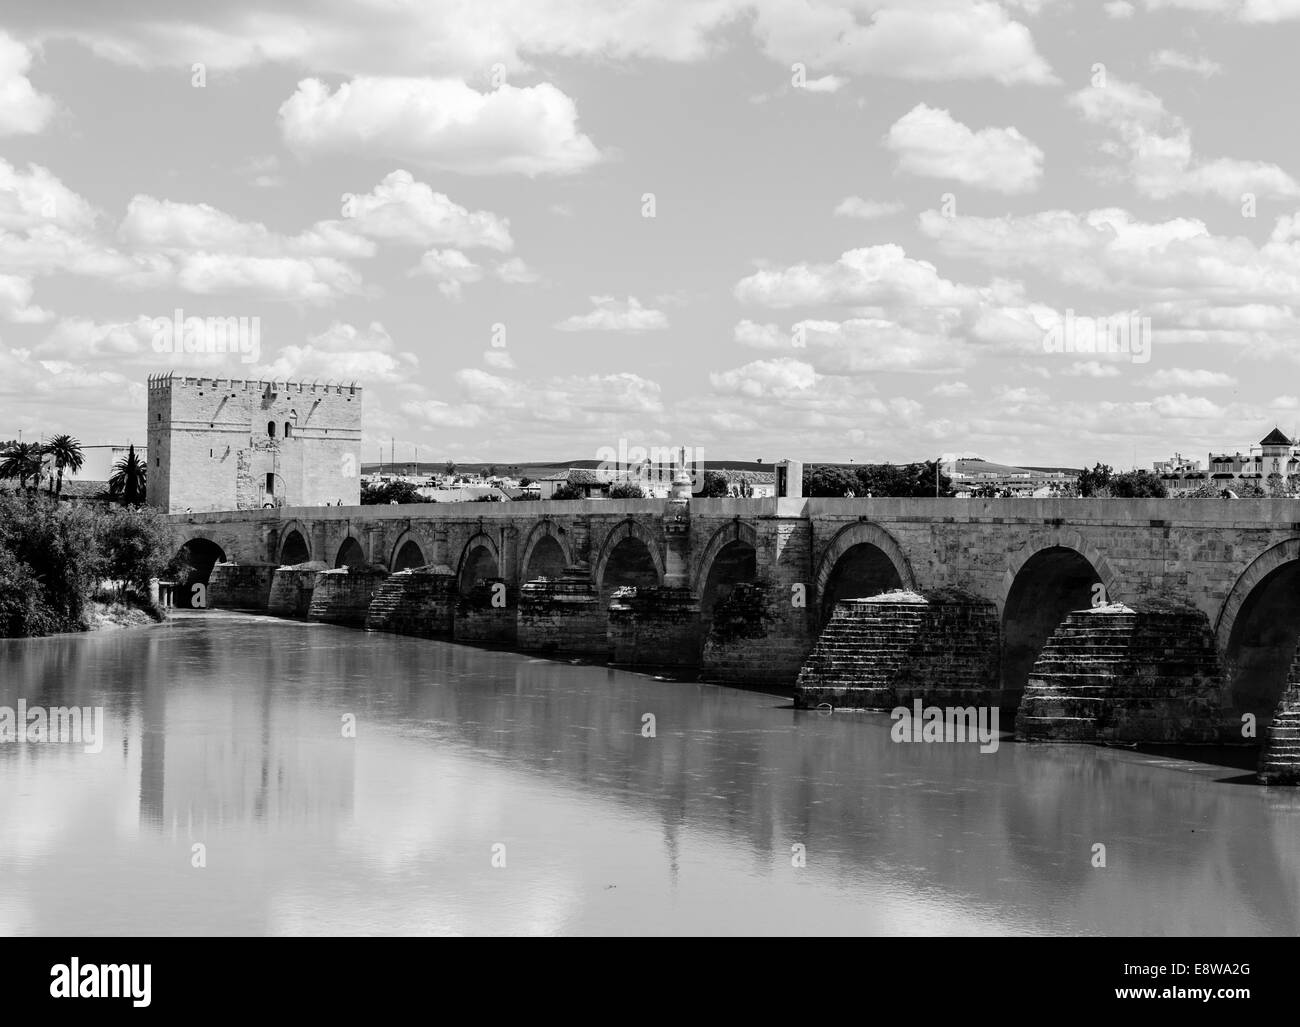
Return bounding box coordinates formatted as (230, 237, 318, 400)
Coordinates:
(1258, 643, 1300, 783)
(1016, 600, 1223, 743)
(795, 589, 1001, 710)
(365, 566, 456, 637)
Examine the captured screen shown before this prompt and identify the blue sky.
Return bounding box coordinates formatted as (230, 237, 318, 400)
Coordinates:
(1, 0, 1299, 469)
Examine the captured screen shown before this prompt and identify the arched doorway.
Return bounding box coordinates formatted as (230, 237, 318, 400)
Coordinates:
(335, 536, 367, 569)
(280, 529, 309, 565)
(1001, 546, 1102, 700)
(599, 535, 660, 604)
(1224, 558, 1300, 731)
(700, 539, 757, 637)
(820, 543, 905, 624)
(459, 541, 500, 592)
(392, 539, 426, 572)
(170, 538, 226, 609)
(523, 534, 567, 580)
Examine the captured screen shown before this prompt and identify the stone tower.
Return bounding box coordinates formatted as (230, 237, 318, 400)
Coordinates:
(146, 373, 362, 513)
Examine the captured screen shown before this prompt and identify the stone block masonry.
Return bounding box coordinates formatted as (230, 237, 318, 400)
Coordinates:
(1016, 600, 1225, 744)
(267, 562, 328, 617)
(794, 589, 1001, 711)
(309, 567, 389, 627)
(608, 586, 701, 668)
(1258, 643, 1300, 783)
(365, 568, 456, 637)
(147, 374, 362, 514)
(517, 575, 609, 656)
(454, 580, 517, 644)
(207, 562, 277, 611)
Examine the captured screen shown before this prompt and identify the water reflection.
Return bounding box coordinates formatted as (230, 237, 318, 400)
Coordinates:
(0, 612, 1298, 935)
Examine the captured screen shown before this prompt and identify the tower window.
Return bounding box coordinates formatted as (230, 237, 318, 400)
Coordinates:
(266, 473, 275, 493)
(267, 421, 277, 438)
(284, 422, 292, 437)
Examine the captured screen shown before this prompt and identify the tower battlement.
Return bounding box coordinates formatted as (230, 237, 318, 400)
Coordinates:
(146, 372, 362, 513)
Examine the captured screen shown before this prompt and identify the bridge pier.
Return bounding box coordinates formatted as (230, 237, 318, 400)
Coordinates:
(207, 561, 276, 611)
(1016, 599, 1226, 744)
(794, 589, 1002, 711)
(267, 561, 328, 617)
(308, 566, 389, 627)
(365, 566, 456, 637)
(608, 586, 702, 668)
(454, 578, 517, 644)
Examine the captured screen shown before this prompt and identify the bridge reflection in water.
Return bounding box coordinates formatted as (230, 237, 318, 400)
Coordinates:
(1, 612, 1298, 935)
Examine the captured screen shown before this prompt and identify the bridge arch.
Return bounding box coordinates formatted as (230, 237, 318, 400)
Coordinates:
(388, 530, 429, 572)
(997, 535, 1119, 700)
(334, 533, 367, 569)
(278, 520, 311, 565)
(1216, 538, 1300, 727)
(594, 518, 665, 595)
(519, 518, 573, 580)
(457, 532, 501, 591)
(814, 521, 916, 624)
(694, 519, 759, 635)
(170, 535, 227, 609)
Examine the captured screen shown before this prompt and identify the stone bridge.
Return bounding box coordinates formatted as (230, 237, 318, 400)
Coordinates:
(166, 496, 1300, 766)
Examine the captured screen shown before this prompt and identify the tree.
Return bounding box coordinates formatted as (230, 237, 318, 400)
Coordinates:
(1077, 462, 1113, 497)
(550, 482, 585, 500)
(698, 471, 730, 498)
(803, 465, 858, 497)
(94, 505, 172, 598)
(108, 444, 147, 505)
(361, 479, 424, 504)
(855, 461, 953, 497)
(1108, 470, 1168, 498)
(609, 481, 645, 499)
(46, 434, 84, 498)
(0, 441, 44, 491)
(519, 476, 533, 487)
(444, 460, 457, 477)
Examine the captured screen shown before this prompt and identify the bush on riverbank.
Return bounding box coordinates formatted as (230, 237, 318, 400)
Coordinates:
(0, 493, 172, 637)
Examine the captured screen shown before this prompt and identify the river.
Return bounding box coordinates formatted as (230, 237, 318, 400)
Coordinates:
(1, 611, 1297, 936)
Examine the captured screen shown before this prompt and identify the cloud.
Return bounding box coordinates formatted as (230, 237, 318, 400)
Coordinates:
(710, 357, 817, 398)
(280, 77, 603, 176)
(1142, 367, 1237, 388)
(1069, 76, 1300, 200)
(1061, 360, 1122, 377)
(1143, 0, 1300, 22)
(885, 103, 1043, 193)
(495, 257, 540, 284)
(1104, 1, 1136, 16)
(338, 170, 513, 250)
(932, 381, 970, 397)
(833, 196, 903, 219)
(408, 248, 483, 299)
(256, 321, 418, 382)
(554, 296, 668, 332)
(750, 1, 1057, 84)
(0, 33, 55, 136)
(800, 74, 847, 93)
(1149, 49, 1223, 76)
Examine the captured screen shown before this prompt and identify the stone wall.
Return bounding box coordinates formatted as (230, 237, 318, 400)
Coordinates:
(267, 562, 327, 617)
(454, 580, 517, 644)
(517, 575, 609, 655)
(365, 568, 456, 637)
(308, 567, 388, 627)
(1015, 600, 1225, 743)
(607, 586, 701, 668)
(207, 562, 276, 610)
(793, 589, 1001, 711)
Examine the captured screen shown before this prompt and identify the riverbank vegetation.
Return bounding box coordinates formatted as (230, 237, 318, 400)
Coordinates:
(0, 493, 173, 638)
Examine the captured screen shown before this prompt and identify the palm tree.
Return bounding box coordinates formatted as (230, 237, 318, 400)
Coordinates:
(0, 441, 44, 491)
(45, 434, 84, 499)
(109, 444, 147, 505)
